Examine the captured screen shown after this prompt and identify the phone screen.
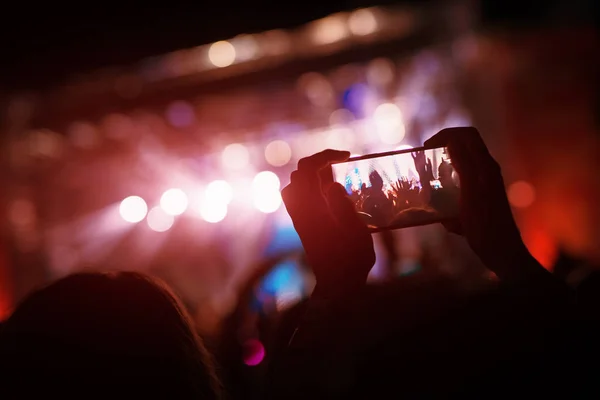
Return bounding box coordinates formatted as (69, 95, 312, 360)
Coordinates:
(331, 146, 460, 231)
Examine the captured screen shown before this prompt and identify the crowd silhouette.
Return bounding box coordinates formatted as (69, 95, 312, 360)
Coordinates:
(345, 149, 460, 230)
(1, 127, 598, 399)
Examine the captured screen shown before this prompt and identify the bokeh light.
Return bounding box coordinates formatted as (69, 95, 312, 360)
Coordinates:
(297, 72, 334, 107)
(232, 35, 259, 62)
(147, 206, 175, 232)
(252, 171, 282, 213)
(200, 202, 228, 223)
(313, 16, 348, 45)
(160, 188, 189, 216)
(68, 121, 100, 149)
(507, 181, 536, 208)
(165, 101, 195, 128)
(208, 41, 236, 67)
(329, 108, 354, 126)
(262, 29, 291, 55)
(366, 58, 395, 87)
(222, 143, 250, 170)
(253, 171, 281, 192)
(243, 339, 265, 366)
(102, 113, 134, 140)
(264, 140, 292, 167)
(373, 103, 406, 144)
(205, 180, 233, 205)
(348, 8, 378, 36)
(119, 196, 148, 223)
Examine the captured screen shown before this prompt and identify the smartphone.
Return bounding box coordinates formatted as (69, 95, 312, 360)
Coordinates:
(330, 146, 460, 232)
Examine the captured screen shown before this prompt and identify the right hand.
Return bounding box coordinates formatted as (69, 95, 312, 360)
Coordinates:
(424, 127, 540, 282)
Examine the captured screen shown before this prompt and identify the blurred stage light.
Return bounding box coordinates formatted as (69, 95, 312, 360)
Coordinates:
(253, 171, 281, 192)
(243, 339, 265, 366)
(102, 113, 134, 140)
(68, 121, 99, 149)
(329, 108, 354, 126)
(119, 196, 148, 223)
(200, 201, 228, 223)
(262, 29, 291, 55)
(366, 58, 395, 87)
(297, 72, 334, 107)
(232, 34, 259, 61)
(160, 188, 189, 216)
(348, 9, 378, 36)
(206, 180, 233, 205)
(147, 206, 175, 232)
(312, 15, 348, 45)
(507, 181, 536, 208)
(397, 144, 413, 150)
(373, 103, 406, 144)
(252, 171, 282, 213)
(264, 140, 292, 167)
(208, 41, 236, 67)
(166, 101, 195, 128)
(222, 143, 250, 170)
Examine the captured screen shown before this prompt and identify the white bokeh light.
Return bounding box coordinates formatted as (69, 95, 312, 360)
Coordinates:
(313, 16, 348, 45)
(160, 188, 188, 216)
(222, 143, 250, 170)
(264, 140, 292, 167)
(200, 201, 228, 223)
(348, 8, 378, 36)
(252, 171, 282, 213)
(147, 206, 175, 232)
(208, 41, 236, 67)
(119, 196, 148, 223)
(253, 171, 281, 192)
(373, 103, 406, 144)
(205, 180, 233, 205)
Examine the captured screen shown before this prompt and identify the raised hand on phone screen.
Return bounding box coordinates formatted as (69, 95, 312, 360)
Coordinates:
(281, 150, 375, 297)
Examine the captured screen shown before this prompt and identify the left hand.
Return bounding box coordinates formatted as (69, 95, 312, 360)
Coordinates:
(281, 150, 375, 297)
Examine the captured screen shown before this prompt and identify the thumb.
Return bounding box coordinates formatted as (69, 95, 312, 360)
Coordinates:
(326, 183, 368, 232)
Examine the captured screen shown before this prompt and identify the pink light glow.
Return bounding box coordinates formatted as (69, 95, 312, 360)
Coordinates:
(243, 339, 265, 366)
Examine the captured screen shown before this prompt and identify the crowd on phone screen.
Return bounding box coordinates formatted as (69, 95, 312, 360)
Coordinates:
(1, 127, 599, 399)
(348, 152, 460, 229)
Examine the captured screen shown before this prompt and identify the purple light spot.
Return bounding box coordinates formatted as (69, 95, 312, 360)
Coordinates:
(166, 101, 195, 128)
(243, 339, 265, 366)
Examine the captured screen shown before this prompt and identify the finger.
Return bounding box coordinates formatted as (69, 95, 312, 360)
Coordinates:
(297, 149, 351, 174)
(296, 149, 350, 196)
(319, 165, 335, 189)
(327, 183, 369, 234)
(424, 126, 477, 148)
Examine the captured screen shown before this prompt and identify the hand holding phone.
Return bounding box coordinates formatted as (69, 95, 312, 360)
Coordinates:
(281, 150, 375, 297)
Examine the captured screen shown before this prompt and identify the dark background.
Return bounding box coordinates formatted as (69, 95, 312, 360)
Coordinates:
(1, 0, 593, 91)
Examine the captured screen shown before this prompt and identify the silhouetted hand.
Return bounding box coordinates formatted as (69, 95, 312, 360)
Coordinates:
(282, 150, 375, 297)
(425, 127, 544, 282)
(412, 151, 434, 182)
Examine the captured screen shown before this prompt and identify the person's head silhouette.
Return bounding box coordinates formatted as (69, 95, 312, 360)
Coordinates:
(438, 159, 455, 188)
(0, 271, 222, 398)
